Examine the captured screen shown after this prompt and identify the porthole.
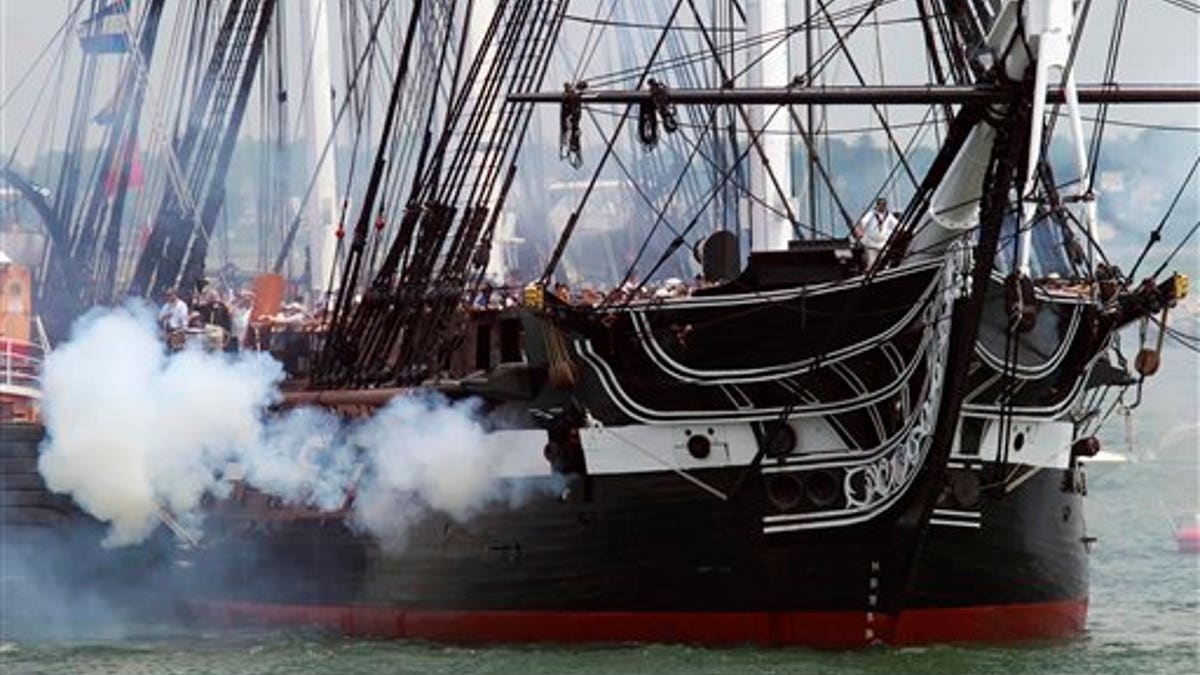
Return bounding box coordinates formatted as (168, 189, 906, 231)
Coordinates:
(804, 470, 839, 508)
(766, 474, 803, 511)
(687, 434, 712, 459)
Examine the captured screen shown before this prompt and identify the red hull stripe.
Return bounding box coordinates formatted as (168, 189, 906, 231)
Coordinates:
(890, 598, 1088, 645)
(192, 599, 1087, 647)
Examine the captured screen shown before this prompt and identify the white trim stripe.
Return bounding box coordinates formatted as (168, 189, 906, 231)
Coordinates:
(929, 518, 982, 529)
(932, 508, 981, 519)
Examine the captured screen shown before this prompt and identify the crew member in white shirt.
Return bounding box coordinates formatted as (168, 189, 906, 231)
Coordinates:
(853, 197, 899, 271)
(158, 287, 189, 333)
(230, 290, 254, 350)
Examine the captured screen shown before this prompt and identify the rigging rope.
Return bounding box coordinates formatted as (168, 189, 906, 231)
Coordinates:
(1149, 219, 1200, 280)
(1085, 0, 1129, 194)
(581, 0, 903, 90)
(273, 0, 398, 273)
(815, 0, 919, 191)
(0, 0, 87, 114)
(1127, 154, 1200, 282)
(1155, 0, 1200, 14)
(539, 0, 690, 285)
(572, 0, 620, 83)
(3, 26, 70, 171)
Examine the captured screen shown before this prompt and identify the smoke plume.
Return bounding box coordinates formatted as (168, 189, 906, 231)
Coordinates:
(36, 303, 543, 549)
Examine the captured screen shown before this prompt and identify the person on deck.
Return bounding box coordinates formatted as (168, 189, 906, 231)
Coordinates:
(266, 301, 310, 375)
(230, 290, 254, 351)
(268, 301, 310, 328)
(194, 288, 234, 351)
(854, 198, 899, 271)
(195, 289, 233, 332)
(157, 287, 189, 350)
(158, 287, 189, 332)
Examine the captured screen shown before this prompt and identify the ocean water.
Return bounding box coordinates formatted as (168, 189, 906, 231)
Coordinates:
(1, 346, 1196, 674)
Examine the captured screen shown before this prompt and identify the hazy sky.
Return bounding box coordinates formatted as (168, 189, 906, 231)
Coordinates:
(2, 1, 1197, 163)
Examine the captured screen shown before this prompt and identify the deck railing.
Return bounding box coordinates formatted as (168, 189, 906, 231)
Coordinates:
(1, 318, 48, 395)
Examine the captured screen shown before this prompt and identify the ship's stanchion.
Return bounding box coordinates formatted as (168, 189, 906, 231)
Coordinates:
(1134, 307, 1169, 377)
(158, 506, 200, 549)
(524, 283, 577, 389)
(544, 323, 577, 389)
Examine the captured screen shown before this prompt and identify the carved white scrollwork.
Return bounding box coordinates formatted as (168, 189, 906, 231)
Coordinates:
(763, 253, 960, 533)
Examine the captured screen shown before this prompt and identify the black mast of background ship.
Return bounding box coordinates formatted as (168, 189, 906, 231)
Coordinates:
(513, 80, 1198, 621)
(127, 0, 279, 302)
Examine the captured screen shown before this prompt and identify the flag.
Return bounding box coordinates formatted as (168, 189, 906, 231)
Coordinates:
(104, 138, 144, 197)
(80, 34, 129, 54)
(79, 1, 130, 54)
(82, 1, 129, 26)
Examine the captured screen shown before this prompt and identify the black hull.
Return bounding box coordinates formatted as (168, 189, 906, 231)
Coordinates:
(1, 423, 183, 638)
(1, 423, 78, 529)
(185, 461, 1088, 646)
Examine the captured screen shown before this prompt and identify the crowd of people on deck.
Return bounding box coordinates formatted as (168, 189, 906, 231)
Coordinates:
(465, 275, 705, 312)
(463, 199, 899, 312)
(157, 199, 900, 351)
(157, 284, 322, 353)
(466, 197, 899, 311)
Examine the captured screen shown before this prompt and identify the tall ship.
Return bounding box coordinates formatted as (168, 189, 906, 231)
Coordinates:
(3, 0, 1197, 647)
(0, 252, 55, 531)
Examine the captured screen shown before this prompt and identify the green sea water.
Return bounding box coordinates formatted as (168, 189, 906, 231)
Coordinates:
(2, 346, 1196, 674)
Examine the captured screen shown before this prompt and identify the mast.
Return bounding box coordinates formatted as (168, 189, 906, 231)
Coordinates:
(804, 0, 816, 237)
(297, 0, 341, 300)
(1015, 0, 1073, 278)
(744, 0, 793, 250)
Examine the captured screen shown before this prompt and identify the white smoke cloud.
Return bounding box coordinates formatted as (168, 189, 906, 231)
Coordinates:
(37, 303, 548, 549)
(244, 405, 353, 512)
(349, 396, 511, 548)
(37, 304, 283, 546)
